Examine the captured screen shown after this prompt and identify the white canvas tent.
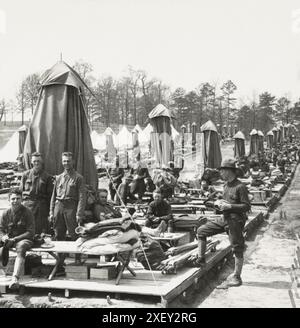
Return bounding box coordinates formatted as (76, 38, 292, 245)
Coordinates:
(139, 123, 153, 146)
(133, 124, 143, 134)
(116, 125, 132, 149)
(0, 131, 20, 162)
(90, 130, 102, 150)
(139, 123, 179, 146)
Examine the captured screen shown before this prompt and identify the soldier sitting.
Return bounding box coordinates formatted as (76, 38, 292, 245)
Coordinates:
(93, 189, 122, 221)
(145, 189, 173, 229)
(0, 188, 35, 289)
(115, 175, 137, 206)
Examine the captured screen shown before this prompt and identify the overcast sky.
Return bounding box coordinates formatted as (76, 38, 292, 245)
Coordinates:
(1, 0, 300, 103)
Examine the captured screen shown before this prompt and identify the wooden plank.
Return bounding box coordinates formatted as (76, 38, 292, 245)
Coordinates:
(20, 277, 166, 297)
(3, 208, 266, 304)
(161, 239, 232, 301)
(120, 270, 171, 282)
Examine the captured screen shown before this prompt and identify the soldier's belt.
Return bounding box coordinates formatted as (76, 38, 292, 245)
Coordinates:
(56, 198, 77, 203)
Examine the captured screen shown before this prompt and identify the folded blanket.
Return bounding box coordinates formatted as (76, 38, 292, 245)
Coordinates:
(76, 229, 140, 250)
(79, 240, 141, 255)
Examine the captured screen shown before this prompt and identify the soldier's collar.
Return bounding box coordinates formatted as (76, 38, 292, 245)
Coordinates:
(63, 169, 75, 176)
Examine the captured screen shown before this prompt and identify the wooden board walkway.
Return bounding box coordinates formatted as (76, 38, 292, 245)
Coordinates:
(0, 170, 294, 307)
(0, 210, 268, 307)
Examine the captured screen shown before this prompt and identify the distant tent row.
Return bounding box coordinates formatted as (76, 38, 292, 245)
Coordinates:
(90, 121, 180, 153)
(1, 59, 298, 181)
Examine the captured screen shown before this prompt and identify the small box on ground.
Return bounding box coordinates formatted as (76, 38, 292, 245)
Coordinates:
(89, 262, 120, 280)
(65, 262, 98, 280)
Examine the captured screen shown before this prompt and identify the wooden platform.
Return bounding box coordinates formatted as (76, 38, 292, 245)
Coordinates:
(0, 236, 231, 307)
(0, 174, 293, 306)
(0, 211, 266, 307)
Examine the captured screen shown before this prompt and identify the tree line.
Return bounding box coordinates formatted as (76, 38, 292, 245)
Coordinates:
(1, 59, 300, 137)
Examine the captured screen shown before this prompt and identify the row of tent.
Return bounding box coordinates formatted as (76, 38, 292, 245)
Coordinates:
(0, 60, 297, 189)
(90, 122, 181, 151)
(233, 124, 298, 158)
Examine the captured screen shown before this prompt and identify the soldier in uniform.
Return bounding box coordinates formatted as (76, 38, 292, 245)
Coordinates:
(0, 188, 35, 289)
(130, 160, 150, 201)
(49, 152, 86, 241)
(144, 189, 173, 229)
(189, 158, 250, 288)
(21, 152, 53, 234)
(93, 189, 122, 221)
(107, 156, 124, 202)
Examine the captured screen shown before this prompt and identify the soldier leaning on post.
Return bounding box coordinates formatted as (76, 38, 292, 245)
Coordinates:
(0, 188, 35, 289)
(21, 152, 53, 234)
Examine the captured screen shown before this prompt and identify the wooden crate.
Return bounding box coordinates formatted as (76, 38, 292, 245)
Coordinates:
(89, 263, 119, 280)
(65, 262, 97, 280)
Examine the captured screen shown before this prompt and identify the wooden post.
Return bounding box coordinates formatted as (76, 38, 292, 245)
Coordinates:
(65, 289, 70, 298)
(288, 290, 297, 308)
(160, 296, 169, 308)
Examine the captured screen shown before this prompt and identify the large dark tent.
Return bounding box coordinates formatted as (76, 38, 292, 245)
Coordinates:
(233, 131, 245, 158)
(257, 130, 264, 153)
(272, 127, 278, 146)
(148, 104, 174, 167)
(266, 130, 274, 149)
(249, 129, 259, 155)
(200, 120, 222, 169)
(23, 61, 98, 189)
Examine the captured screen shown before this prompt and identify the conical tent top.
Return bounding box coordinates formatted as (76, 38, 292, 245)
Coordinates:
(200, 120, 218, 132)
(18, 125, 27, 132)
(148, 104, 175, 119)
(250, 129, 258, 135)
(40, 61, 85, 90)
(104, 127, 115, 135)
(257, 130, 264, 137)
(267, 130, 274, 136)
(233, 131, 245, 140)
(133, 124, 143, 133)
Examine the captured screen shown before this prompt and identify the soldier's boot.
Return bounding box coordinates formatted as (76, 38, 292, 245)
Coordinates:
(217, 256, 243, 289)
(188, 239, 206, 267)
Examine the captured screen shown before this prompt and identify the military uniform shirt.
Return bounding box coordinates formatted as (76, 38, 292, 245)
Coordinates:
(21, 169, 53, 201)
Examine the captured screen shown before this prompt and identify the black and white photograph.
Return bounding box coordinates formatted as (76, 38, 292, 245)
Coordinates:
(0, 0, 300, 312)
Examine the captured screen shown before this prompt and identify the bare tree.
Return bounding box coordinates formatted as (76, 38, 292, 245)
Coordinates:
(221, 80, 237, 131)
(23, 73, 40, 115)
(73, 60, 96, 123)
(0, 98, 8, 124)
(127, 66, 142, 125)
(16, 82, 27, 125)
(94, 76, 116, 127)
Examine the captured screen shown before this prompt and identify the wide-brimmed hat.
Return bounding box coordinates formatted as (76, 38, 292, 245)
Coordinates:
(219, 158, 244, 177)
(0, 245, 9, 267)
